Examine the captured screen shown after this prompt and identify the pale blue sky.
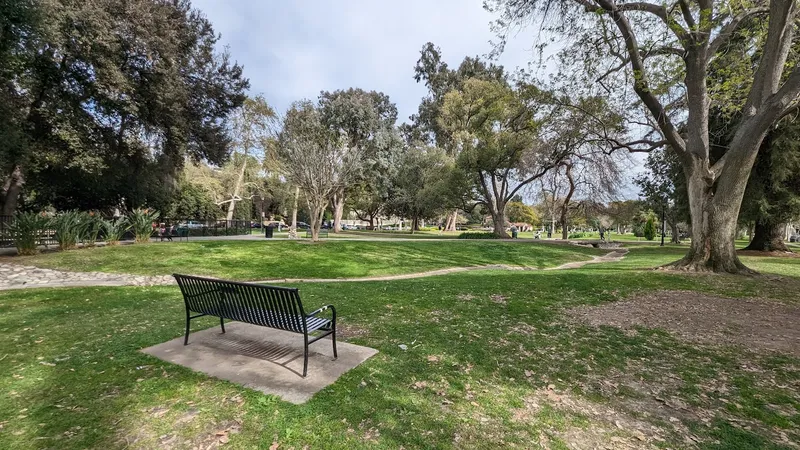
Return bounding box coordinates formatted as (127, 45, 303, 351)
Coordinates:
(191, 0, 642, 198)
(191, 0, 538, 123)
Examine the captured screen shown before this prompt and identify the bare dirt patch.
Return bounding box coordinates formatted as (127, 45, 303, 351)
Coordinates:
(568, 290, 800, 357)
(511, 387, 668, 449)
(336, 322, 371, 339)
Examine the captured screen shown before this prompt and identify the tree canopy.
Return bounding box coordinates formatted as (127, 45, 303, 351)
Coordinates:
(1, 0, 248, 214)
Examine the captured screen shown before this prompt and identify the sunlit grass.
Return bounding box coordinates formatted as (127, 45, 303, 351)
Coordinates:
(8, 240, 605, 280)
(0, 247, 798, 448)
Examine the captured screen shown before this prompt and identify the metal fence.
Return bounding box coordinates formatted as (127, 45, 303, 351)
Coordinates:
(0, 215, 251, 248)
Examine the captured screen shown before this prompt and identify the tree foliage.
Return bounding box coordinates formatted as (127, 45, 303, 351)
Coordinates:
(486, 0, 800, 273)
(506, 201, 539, 225)
(386, 146, 453, 231)
(1, 0, 248, 214)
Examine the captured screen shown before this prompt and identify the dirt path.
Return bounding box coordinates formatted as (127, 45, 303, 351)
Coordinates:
(0, 250, 627, 290)
(251, 249, 628, 284)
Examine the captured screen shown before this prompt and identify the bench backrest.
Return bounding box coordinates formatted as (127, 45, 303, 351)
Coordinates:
(173, 274, 307, 333)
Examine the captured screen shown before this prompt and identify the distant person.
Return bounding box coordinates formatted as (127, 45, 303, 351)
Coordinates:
(599, 227, 605, 241)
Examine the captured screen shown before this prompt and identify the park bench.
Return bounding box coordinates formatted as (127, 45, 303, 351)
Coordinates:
(158, 227, 189, 242)
(305, 229, 329, 239)
(173, 274, 337, 377)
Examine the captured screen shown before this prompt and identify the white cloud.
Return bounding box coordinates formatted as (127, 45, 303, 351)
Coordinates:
(191, 0, 538, 123)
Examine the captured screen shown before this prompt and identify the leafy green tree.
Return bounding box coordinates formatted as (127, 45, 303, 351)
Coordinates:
(607, 200, 642, 234)
(506, 201, 539, 226)
(635, 148, 689, 244)
(405, 43, 507, 231)
(386, 146, 453, 232)
(739, 121, 800, 252)
(1, 0, 248, 214)
(644, 217, 657, 241)
(164, 179, 221, 220)
(318, 88, 398, 232)
(439, 78, 559, 237)
(488, 0, 800, 273)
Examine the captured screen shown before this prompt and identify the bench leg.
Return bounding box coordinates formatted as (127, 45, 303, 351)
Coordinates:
(220, 317, 226, 334)
(332, 323, 338, 359)
(303, 335, 309, 378)
(184, 314, 191, 345)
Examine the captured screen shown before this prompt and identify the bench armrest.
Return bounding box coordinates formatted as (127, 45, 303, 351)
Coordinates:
(307, 304, 336, 318)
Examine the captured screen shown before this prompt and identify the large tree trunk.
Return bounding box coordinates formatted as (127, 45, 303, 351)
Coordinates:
(560, 164, 575, 240)
(487, 197, 509, 238)
(665, 162, 755, 273)
(1, 165, 24, 215)
(743, 219, 790, 252)
(445, 210, 458, 232)
(288, 186, 299, 239)
(332, 191, 344, 233)
(226, 156, 248, 221)
(670, 221, 681, 244)
(308, 199, 326, 242)
(443, 213, 453, 232)
(491, 209, 509, 238)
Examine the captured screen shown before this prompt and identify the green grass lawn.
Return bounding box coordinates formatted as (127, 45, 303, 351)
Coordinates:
(8, 240, 606, 280)
(1, 247, 798, 449)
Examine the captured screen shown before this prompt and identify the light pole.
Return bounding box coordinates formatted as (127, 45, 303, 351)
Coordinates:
(660, 199, 666, 247)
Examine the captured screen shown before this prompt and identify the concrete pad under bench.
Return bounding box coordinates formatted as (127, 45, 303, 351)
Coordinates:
(141, 322, 378, 404)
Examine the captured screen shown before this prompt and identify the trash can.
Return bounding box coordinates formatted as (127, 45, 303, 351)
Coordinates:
(512, 230, 518, 239)
(265, 225, 274, 239)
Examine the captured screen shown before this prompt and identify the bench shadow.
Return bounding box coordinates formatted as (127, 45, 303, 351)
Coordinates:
(199, 333, 310, 378)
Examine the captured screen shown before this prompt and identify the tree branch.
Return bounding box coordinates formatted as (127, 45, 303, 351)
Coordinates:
(707, 5, 770, 57)
(593, 0, 687, 154)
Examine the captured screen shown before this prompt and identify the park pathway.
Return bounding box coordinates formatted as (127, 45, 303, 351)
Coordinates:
(0, 249, 627, 290)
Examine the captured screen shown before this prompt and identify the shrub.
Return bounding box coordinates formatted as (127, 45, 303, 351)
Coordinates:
(568, 232, 586, 239)
(457, 232, 499, 239)
(52, 210, 84, 250)
(643, 217, 657, 241)
(80, 212, 103, 247)
(129, 209, 159, 243)
(102, 217, 130, 245)
(8, 212, 49, 255)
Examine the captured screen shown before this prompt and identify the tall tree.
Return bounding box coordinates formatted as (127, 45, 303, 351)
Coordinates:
(224, 95, 277, 221)
(407, 43, 506, 231)
(488, 0, 800, 273)
(1, 0, 248, 214)
(439, 78, 549, 237)
(318, 88, 398, 232)
(386, 146, 453, 232)
(278, 101, 356, 241)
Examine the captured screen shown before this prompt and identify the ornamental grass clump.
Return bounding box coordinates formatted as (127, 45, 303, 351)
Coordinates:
(52, 210, 84, 250)
(8, 212, 49, 255)
(101, 217, 130, 245)
(129, 209, 159, 243)
(80, 212, 103, 247)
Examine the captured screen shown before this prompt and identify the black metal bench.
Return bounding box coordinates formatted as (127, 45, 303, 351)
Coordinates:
(173, 274, 337, 377)
(305, 229, 329, 238)
(158, 227, 189, 242)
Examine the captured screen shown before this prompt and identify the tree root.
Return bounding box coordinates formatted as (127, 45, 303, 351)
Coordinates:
(659, 257, 759, 275)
